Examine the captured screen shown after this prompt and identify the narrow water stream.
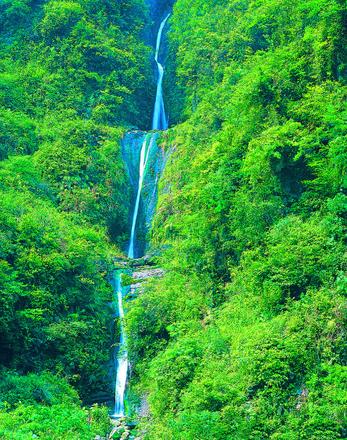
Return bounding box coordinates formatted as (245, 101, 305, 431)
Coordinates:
(112, 273, 128, 418)
(112, 13, 170, 419)
(128, 133, 155, 260)
(152, 13, 170, 131)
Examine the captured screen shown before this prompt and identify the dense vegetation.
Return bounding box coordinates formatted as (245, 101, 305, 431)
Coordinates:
(126, 0, 347, 438)
(0, 0, 154, 436)
(1, 0, 346, 437)
(0, 372, 110, 439)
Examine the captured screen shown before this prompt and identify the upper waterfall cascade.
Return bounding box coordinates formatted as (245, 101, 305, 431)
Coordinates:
(152, 13, 170, 131)
(112, 13, 170, 418)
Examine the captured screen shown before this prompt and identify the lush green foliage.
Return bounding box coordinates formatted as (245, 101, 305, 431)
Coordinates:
(0, 0, 153, 435)
(0, 372, 110, 439)
(0, 165, 114, 396)
(1, 0, 346, 437)
(126, 0, 347, 438)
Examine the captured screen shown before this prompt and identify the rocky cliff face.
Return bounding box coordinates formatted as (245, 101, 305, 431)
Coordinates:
(121, 131, 168, 257)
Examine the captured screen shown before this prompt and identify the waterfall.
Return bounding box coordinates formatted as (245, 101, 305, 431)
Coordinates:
(112, 13, 170, 418)
(112, 274, 128, 418)
(128, 12, 170, 258)
(128, 134, 155, 259)
(152, 13, 170, 131)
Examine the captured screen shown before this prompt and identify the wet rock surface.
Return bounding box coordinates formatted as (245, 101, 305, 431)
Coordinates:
(129, 267, 164, 296)
(106, 417, 146, 440)
(121, 131, 168, 257)
(133, 268, 164, 280)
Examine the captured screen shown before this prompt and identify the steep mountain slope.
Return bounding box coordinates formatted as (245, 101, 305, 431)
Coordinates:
(0, 0, 153, 437)
(126, 0, 347, 438)
(0, 0, 346, 438)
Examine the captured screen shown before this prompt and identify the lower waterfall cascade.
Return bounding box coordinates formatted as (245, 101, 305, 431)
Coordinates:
(112, 13, 170, 419)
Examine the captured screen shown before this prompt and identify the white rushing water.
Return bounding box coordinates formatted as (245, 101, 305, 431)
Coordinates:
(152, 13, 170, 131)
(113, 13, 170, 418)
(112, 273, 128, 418)
(128, 134, 155, 259)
